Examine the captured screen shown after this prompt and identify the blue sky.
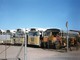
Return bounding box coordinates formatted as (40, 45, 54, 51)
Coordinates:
(0, 0, 80, 30)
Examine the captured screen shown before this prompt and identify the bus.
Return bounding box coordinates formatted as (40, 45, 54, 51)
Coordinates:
(41, 28, 60, 48)
(27, 28, 43, 47)
(42, 28, 79, 49)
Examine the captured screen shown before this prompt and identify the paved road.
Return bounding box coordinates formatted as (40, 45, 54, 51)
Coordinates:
(0, 45, 80, 60)
(27, 48, 80, 60)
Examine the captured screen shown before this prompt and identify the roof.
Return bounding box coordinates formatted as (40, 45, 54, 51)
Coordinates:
(45, 28, 60, 32)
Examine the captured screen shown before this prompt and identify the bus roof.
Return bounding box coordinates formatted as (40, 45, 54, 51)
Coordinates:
(45, 28, 60, 32)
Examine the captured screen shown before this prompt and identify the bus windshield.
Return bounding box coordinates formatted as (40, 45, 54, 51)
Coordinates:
(43, 32, 50, 36)
(28, 32, 39, 36)
(44, 29, 60, 36)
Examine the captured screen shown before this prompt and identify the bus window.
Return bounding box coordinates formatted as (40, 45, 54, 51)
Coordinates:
(28, 32, 39, 36)
(43, 32, 50, 36)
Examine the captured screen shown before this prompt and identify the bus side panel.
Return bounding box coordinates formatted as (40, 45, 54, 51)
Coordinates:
(28, 36, 40, 46)
(34, 36, 40, 46)
(11, 37, 24, 45)
(27, 36, 32, 45)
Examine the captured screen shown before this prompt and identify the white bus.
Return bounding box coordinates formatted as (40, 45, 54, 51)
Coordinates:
(27, 28, 43, 47)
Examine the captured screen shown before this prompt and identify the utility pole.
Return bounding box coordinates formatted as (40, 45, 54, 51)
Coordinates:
(24, 29, 27, 60)
(66, 21, 69, 52)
